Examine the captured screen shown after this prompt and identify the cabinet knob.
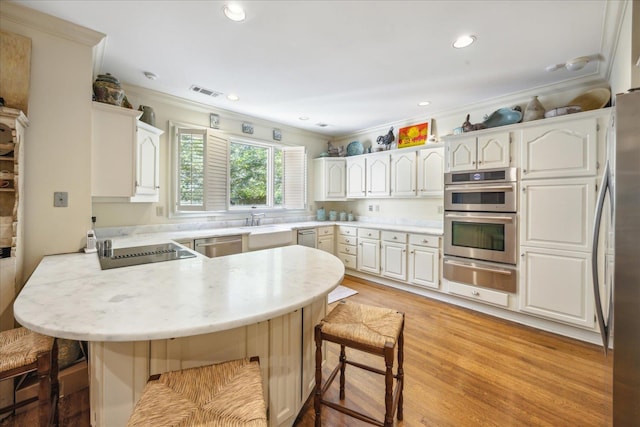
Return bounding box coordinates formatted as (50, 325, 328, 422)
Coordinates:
(155, 186, 160, 189)
(478, 160, 482, 164)
(345, 239, 350, 243)
(393, 236, 397, 240)
(422, 239, 429, 244)
(345, 248, 350, 252)
(522, 187, 526, 193)
(523, 169, 527, 174)
(472, 291, 480, 296)
(410, 250, 414, 254)
(472, 161, 476, 165)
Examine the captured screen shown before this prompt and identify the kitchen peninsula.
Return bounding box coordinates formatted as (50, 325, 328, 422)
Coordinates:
(14, 244, 344, 427)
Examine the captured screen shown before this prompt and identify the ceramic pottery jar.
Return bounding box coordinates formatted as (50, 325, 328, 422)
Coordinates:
(523, 96, 545, 122)
(93, 73, 125, 106)
(138, 105, 156, 126)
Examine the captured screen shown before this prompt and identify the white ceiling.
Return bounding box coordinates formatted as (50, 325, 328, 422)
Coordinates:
(14, 0, 618, 136)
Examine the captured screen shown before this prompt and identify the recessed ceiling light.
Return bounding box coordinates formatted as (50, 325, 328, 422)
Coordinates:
(143, 71, 158, 80)
(298, 116, 309, 121)
(223, 3, 246, 22)
(417, 101, 430, 107)
(453, 35, 476, 49)
(227, 94, 239, 101)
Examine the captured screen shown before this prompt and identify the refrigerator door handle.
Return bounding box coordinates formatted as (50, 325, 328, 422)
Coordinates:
(591, 160, 613, 355)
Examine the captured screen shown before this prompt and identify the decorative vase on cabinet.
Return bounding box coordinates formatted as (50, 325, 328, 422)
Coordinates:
(523, 96, 545, 122)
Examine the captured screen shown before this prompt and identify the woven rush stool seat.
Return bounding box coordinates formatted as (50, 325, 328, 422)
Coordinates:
(314, 300, 404, 427)
(0, 327, 59, 426)
(127, 356, 267, 427)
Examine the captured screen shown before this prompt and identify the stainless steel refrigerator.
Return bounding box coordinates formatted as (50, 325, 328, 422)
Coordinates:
(592, 89, 640, 425)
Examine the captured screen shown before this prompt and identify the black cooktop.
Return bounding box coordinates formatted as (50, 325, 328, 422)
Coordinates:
(98, 242, 196, 270)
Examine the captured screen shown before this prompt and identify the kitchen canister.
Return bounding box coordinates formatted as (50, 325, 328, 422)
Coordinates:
(93, 73, 125, 106)
(348, 212, 354, 221)
(329, 210, 337, 221)
(316, 207, 325, 221)
(138, 105, 156, 126)
(339, 211, 347, 221)
(523, 96, 545, 122)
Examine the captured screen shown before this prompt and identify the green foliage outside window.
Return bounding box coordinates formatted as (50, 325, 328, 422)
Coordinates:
(179, 132, 204, 206)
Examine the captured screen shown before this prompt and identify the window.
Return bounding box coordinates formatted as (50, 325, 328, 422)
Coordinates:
(172, 123, 306, 215)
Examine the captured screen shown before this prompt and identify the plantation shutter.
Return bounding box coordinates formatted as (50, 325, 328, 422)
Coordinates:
(204, 129, 229, 211)
(282, 146, 307, 209)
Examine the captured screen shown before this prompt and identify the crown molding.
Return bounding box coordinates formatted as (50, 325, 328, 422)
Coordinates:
(121, 83, 328, 140)
(0, 1, 104, 47)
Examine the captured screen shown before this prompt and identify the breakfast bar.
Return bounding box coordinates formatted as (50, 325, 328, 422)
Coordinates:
(14, 245, 345, 427)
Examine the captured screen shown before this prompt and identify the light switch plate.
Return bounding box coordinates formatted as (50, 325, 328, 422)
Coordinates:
(54, 191, 68, 207)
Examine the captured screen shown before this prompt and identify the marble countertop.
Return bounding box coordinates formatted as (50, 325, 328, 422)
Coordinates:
(14, 245, 344, 342)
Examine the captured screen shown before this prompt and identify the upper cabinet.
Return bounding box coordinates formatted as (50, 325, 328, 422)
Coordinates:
(390, 151, 416, 197)
(346, 156, 366, 198)
(520, 117, 598, 180)
(366, 152, 391, 197)
(417, 145, 444, 197)
(446, 131, 511, 171)
(313, 157, 346, 201)
(92, 102, 164, 202)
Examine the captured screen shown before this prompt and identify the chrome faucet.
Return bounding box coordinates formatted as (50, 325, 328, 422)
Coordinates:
(249, 212, 265, 226)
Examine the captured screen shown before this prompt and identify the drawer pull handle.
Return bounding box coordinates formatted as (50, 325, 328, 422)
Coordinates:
(422, 239, 429, 244)
(472, 291, 480, 296)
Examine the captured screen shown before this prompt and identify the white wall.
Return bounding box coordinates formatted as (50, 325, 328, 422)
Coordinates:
(0, 3, 104, 281)
(91, 85, 329, 227)
(608, 1, 634, 97)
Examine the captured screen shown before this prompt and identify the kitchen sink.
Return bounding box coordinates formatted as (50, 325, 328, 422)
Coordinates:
(244, 226, 293, 250)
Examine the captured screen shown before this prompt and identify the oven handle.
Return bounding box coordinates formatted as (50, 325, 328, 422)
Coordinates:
(445, 213, 514, 223)
(444, 185, 515, 192)
(444, 259, 513, 276)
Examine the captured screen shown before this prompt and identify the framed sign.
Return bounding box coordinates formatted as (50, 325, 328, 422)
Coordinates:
(398, 122, 429, 148)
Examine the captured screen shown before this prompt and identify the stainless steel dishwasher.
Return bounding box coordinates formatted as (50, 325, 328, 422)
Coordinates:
(297, 228, 317, 248)
(194, 235, 242, 258)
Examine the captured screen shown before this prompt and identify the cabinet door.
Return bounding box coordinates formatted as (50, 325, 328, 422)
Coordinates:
(390, 152, 416, 197)
(519, 247, 595, 328)
(417, 146, 444, 196)
(357, 238, 380, 274)
(346, 157, 366, 198)
(520, 117, 598, 179)
(408, 245, 439, 289)
(132, 125, 160, 201)
(520, 178, 596, 252)
(448, 138, 477, 172)
(317, 235, 334, 254)
(366, 154, 390, 197)
(381, 241, 407, 281)
(477, 131, 510, 170)
(314, 158, 345, 201)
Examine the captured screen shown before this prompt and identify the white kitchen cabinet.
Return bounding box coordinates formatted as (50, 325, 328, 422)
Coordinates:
(92, 102, 164, 202)
(346, 156, 366, 198)
(337, 227, 357, 269)
(317, 226, 335, 254)
(313, 158, 346, 201)
(381, 231, 407, 281)
(390, 151, 417, 197)
(520, 177, 596, 252)
(519, 247, 595, 329)
(417, 145, 445, 197)
(301, 299, 326, 405)
(447, 131, 511, 171)
(520, 116, 599, 180)
(407, 234, 440, 289)
(366, 153, 391, 197)
(357, 228, 380, 275)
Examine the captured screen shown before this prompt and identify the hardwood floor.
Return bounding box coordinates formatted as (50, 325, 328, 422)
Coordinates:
(295, 276, 612, 426)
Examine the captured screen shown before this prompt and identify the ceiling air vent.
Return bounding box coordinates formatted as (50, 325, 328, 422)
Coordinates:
(189, 85, 222, 97)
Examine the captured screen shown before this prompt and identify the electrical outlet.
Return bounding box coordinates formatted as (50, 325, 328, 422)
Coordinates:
(54, 192, 68, 207)
(438, 205, 444, 214)
(368, 205, 373, 211)
(156, 206, 164, 216)
(375, 205, 380, 212)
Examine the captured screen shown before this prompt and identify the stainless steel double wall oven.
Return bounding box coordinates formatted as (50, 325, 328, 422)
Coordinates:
(443, 168, 518, 293)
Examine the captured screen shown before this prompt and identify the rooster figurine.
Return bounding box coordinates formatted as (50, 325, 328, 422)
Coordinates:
(376, 127, 395, 150)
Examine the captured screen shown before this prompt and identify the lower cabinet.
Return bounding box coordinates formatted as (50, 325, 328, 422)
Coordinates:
(381, 231, 408, 281)
(358, 228, 381, 275)
(519, 246, 595, 329)
(407, 234, 440, 289)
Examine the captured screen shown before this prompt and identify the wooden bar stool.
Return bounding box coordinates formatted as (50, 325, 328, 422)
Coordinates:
(0, 327, 59, 426)
(314, 300, 404, 427)
(127, 356, 267, 427)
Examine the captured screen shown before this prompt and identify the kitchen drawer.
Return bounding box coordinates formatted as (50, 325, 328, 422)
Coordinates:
(317, 226, 334, 236)
(381, 230, 407, 243)
(338, 243, 357, 255)
(338, 226, 357, 236)
(337, 253, 357, 269)
(337, 235, 357, 246)
(409, 234, 440, 248)
(358, 228, 380, 239)
(448, 281, 509, 307)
